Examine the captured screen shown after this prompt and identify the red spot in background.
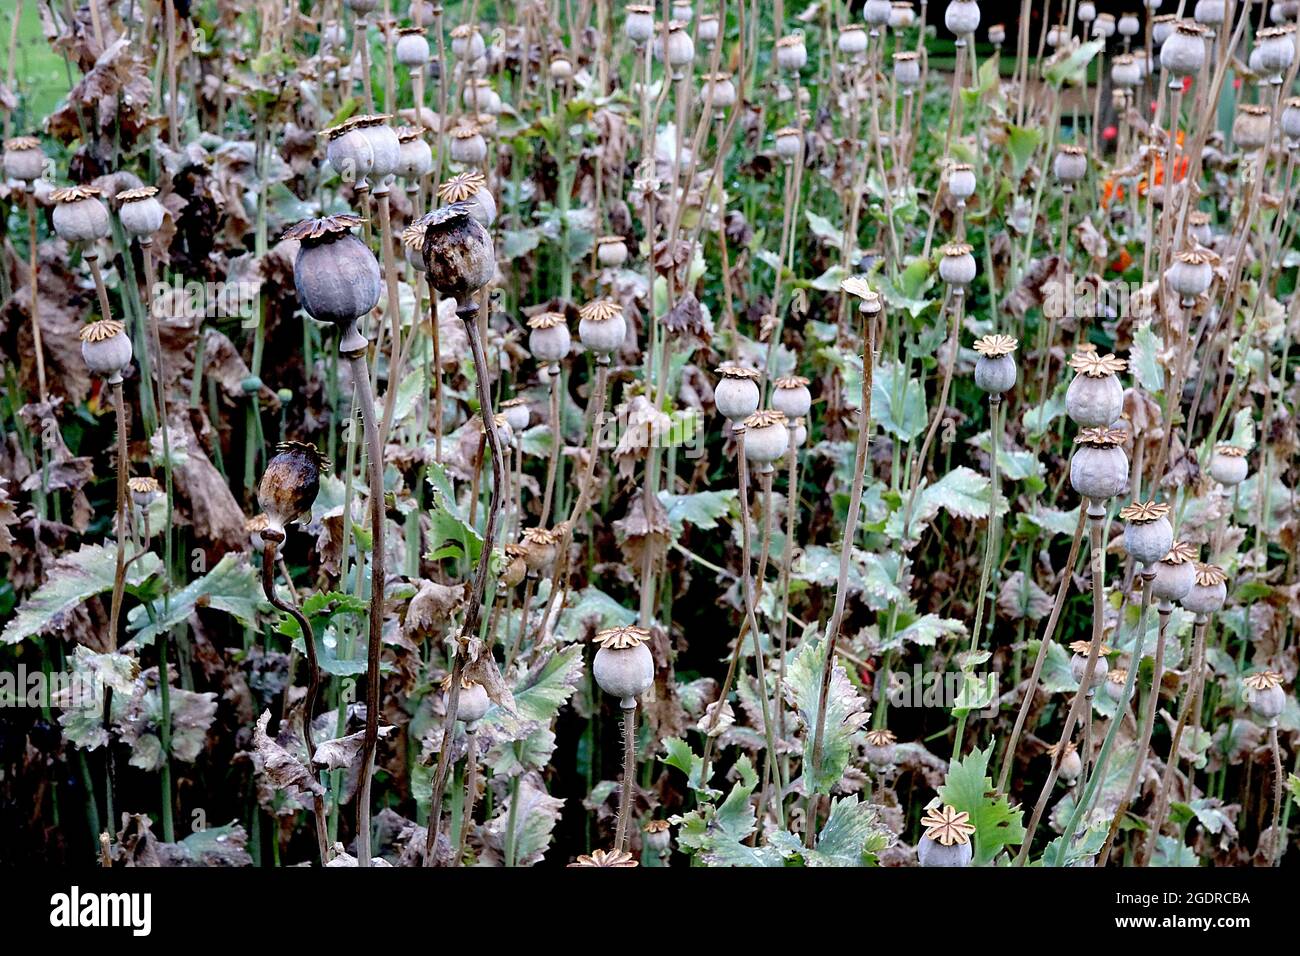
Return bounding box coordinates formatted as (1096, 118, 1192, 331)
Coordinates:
(1103, 125, 1117, 141)
(1182, 76, 1193, 93)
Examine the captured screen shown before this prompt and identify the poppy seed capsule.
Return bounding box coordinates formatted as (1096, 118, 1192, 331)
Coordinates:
(520, 527, 560, 573)
(578, 300, 626, 356)
(549, 56, 574, 80)
(1207, 444, 1249, 485)
(791, 419, 808, 447)
(450, 25, 485, 61)
(129, 476, 162, 509)
(437, 170, 496, 226)
(1161, 24, 1207, 75)
(51, 186, 110, 243)
(257, 441, 324, 541)
(1057, 746, 1083, 783)
(917, 805, 975, 866)
(715, 365, 761, 421)
(988, 22, 1006, 44)
(947, 163, 977, 200)
(1165, 249, 1215, 303)
(774, 126, 802, 161)
(1093, 13, 1117, 37)
(697, 13, 720, 44)
(462, 79, 502, 115)
(449, 125, 488, 165)
(592, 627, 655, 707)
(838, 25, 869, 56)
(1189, 211, 1214, 245)
(1053, 145, 1089, 184)
(3, 137, 45, 182)
(500, 398, 530, 432)
(741, 410, 789, 468)
(79, 320, 134, 383)
(1118, 12, 1141, 36)
(1112, 54, 1142, 88)
(771, 376, 812, 419)
(643, 821, 672, 853)
(287, 215, 382, 355)
(1152, 14, 1176, 45)
(395, 28, 430, 66)
(1120, 501, 1175, 566)
(421, 202, 496, 303)
(863, 0, 892, 26)
(396, 130, 434, 180)
(1233, 105, 1272, 151)
(1079, 0, 1097, 20)
(938, 242, 977, 288)
(455, 680, 492, 724)
(891, 2, 917, 28)
(1182, 564, 1227, 615)
(324, 123, 375, 187)
(1194, 0, 1226, 24)
(596, 235, 629, 267)
(918, 837, 973, 867)
(117, 187, 166, 238)
(1282, 98, 1300, 142)
(1070, 428, 1130, 501)
(894, 52, 922, 86)
(775, 34, 808, 71)
(1070, 643, 1110, 688)
(1066, 351, 1127, 427)
(1152, 543, 1198, 602)
(671, 0, 693, 21)
(527, 312, 571, 365)
(1105, 669, 1136, 703)
(624, 4, 655, 44)
(703, 73, 737, 112)
(1245, 676, 1286, 722)
(654, 22, 695, 79)
(944, 0, 981, 37)
(864, 730, 897, 771)
(972, 334, 1018, 394)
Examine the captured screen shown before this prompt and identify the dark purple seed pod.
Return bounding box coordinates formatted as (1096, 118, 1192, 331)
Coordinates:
(420, 201, 496, 304)
(285, 214, 382, 354)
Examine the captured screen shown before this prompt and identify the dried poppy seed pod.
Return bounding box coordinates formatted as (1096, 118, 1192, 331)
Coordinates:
(1105, 668, 1136, 703)
(1152, 14, 1176, 45)
(395, 26, 430, 65)
(891, 2, 917, 28)
(1161, 23, 1208, 75)
(791, 418, 808, 447)
(654, 22, 695, 80)
(1118, 12, 1141, 36)
(1093, 12, 1117, 37)
(947, 162, 977, 201)
(1207, 443, 1249, 485)
(437, 169, 496, 226)
(520, 526, 560, 574)
(702, 73, 737, 114)
(501, 544, 529, 587)
(79, 320, 133, 384)
(286, 215, 382, 355)
(972, 334, 1018, 395)
(671, 0, 693, 21)
(1066, 351, 1126, 427)
(421, 201, 496, 304)
(643, 820, 672, 854)
(257, 441, 325, 542)
(1194, 0, 1226, 25)
(775, 33, 808, 72)
(1283, 98, 1300, 144)
(401, 219, 430, 271)
(1054, 743, 1083, 784)
(863, 0, 892, 27)
(396, 128, 434, 181)
(592, 626, 655, 708)
(462, 78, 502, 116)
(450, 23, 485, 61)
(1121, 501, 1174, 566)
(944, 0, 981, 38)
(1151, 541, 1197, 602)
(838, 24, 869, 57)
(527, 311, 572, 368)
(740, 409, 789, 470)
(1079, 0, 1098, 21)
(1243, 672, 1286, 724)
(1046, 25, 1064, 47)
(1165, 248, 1216, 305)
(917, 804, 975, 867)
(988, 22, 1006, 45)
(500, 397, 531, 433)
(117, 186, 165, 238)
(445, 674, 491, 725)
(1070, 427, 1130, 502)
(1112, 53, 1143, 88)
(697, 13, 720, 44)
(449, 123, 488, 165)
(3, 137, 45, 182)
(246, 513, 271, 552)
(549, 55, 574, 80)
(51, 186, 110, 243)
(774, 126, 802, 163)
(323, 121, 375, 187)
(938, 241, 977, 289)
(595, 234, 629, 267)
(894, 52, 922, 87)
(1233, 104, 1272, 151)
(714, 364, 761, 421)
(1189, 210, 1214, 245)
(771, 376, 812, 420)
(578, 299, 626, 358)
(1069, 640, 1110, 689)
(128, 475, 162, 510)
(1053, 144, 1089, 186)
(624, 4, 655, 44)
(1182, 563, 1227, 615)
(345, 0, 379, 12)
(864, 729, 897, 772)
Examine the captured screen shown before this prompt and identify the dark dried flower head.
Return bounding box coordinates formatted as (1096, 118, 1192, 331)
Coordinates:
(973, 334, 1017, 357)
(1119, 500, 1170, 523)
(1193, 563, 1227, 587)
(594, 625, 652, 649)
(437, 169, 487, 204)
(579, 299, 623, 323)
(1243, 671, 1284, 691)
(257, 441, 327, 536)
(1074, 426, 1128, 447)
(421, 201, 495, 300)
(921, 805, 976, 847)
(79, 319, 125, 343)
(1069, 351, 1127, 377)
(283, 214, 366, 245)
(1161, 540, 1198, 565)
(568, 848, 638, 867)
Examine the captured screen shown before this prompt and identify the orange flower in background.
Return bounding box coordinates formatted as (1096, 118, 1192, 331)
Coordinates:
(1101, 131, 1188, 210)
